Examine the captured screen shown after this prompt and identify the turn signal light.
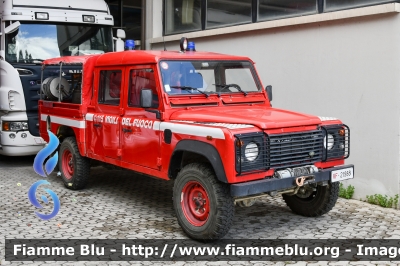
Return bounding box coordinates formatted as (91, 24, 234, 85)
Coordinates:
(236, 140, 244, 147)
(2, 122, 9, 131)
(338, 129, 345, 136)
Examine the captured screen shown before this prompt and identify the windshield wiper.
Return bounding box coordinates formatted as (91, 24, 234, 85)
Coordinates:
(214, 83, 247, 96)
(170, 86, 209, 98)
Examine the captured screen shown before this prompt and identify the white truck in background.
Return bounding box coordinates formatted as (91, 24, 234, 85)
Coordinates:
(0, 0, 124, 156)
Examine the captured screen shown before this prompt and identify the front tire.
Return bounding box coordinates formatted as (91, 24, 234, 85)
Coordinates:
(173, 163, 234, 240)
(282, 182, 339, 217)
(59, 137, 90, 190)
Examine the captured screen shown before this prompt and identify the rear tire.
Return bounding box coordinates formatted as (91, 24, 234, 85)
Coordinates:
(59, 137, 90, 190)
(173, 163, 234, 240)
(282, 182, 339, 217)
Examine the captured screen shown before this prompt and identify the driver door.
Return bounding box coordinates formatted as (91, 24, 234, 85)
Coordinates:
(120, 66, 161, 169)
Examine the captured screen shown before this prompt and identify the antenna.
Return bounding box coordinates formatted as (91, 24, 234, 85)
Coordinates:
(162, 5, 166, 51)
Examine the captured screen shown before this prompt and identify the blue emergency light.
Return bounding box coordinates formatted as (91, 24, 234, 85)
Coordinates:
(180, 37, 196, 52)
(187, 42, 196, 51)
(125, 40, 135, 50)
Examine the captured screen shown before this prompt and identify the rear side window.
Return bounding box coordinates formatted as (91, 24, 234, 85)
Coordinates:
(98, 70, 122, 105)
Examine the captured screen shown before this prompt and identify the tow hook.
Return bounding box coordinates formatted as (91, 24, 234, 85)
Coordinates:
(295, 176, 315, 187)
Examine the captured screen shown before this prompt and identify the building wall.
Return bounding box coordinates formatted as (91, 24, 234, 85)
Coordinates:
(148, 2, 400, 199)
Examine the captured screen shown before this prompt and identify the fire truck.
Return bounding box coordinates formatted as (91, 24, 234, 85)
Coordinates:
(39, 39, 354, 240)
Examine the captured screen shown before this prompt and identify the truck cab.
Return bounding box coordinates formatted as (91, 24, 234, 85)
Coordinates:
(0, 0, 115, 156)
(39, 40, 354, 240)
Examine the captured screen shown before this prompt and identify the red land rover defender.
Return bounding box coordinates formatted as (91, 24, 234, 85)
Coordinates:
(38, 40, 353, 240)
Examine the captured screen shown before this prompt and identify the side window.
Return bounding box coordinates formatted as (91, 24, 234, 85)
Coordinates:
(128, 68, 159, 108)
(98, 70, 122, 105)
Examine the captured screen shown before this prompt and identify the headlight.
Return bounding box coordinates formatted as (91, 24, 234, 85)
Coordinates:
(2, 121, 29, 131)
(235, 132, 266, 174)
(244, 142, 259, 161)
(324, 134, 334, 150)
(321, 124, 350, 162)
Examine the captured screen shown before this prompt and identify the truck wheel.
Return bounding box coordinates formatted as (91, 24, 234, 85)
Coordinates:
(173, 163, 234, 240)
(282, 182, 339, 217)
(59, 137, 90, 190)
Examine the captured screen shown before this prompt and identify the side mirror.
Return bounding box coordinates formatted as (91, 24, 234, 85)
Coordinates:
(5, 21, 20, 34)
(140, 89, 152, 108)
(114, 29, 126, 52)
(116, 29, 126, 39)
(115, 39, 124, 52)
(266, 85, 273, 102)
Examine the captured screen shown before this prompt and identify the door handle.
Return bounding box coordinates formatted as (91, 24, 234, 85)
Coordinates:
(94, 123, 102, 128)
(123, 128, 132, 133)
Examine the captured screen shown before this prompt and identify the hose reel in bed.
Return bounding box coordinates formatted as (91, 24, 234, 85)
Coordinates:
(42, 76, 71, 101)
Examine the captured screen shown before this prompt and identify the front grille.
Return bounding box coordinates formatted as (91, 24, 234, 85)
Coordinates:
(235, 130, 323, 174)
(268, 130, 324, 169)
(235, 126, 349, 174)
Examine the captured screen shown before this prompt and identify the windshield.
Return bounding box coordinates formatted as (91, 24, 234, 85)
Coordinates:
(159, 60, 261, 96)
(5, 22, 113, 64)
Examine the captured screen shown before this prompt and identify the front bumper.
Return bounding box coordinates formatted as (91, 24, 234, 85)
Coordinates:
(230, 164, 354, 197)
(0, 131, 46, 156)
(0, 144, 44, 156)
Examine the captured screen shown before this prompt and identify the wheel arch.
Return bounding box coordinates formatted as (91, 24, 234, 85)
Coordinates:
(56, 125, 76, 143)
(55, 125, 86, 156)
(58, 136, 90, 190)
(168, 140, 228, 183)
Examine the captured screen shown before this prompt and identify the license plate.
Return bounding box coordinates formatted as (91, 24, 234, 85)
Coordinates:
(331, 167, 354, 182)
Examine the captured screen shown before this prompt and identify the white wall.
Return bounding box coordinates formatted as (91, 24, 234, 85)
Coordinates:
(148, 3, 400, 199)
